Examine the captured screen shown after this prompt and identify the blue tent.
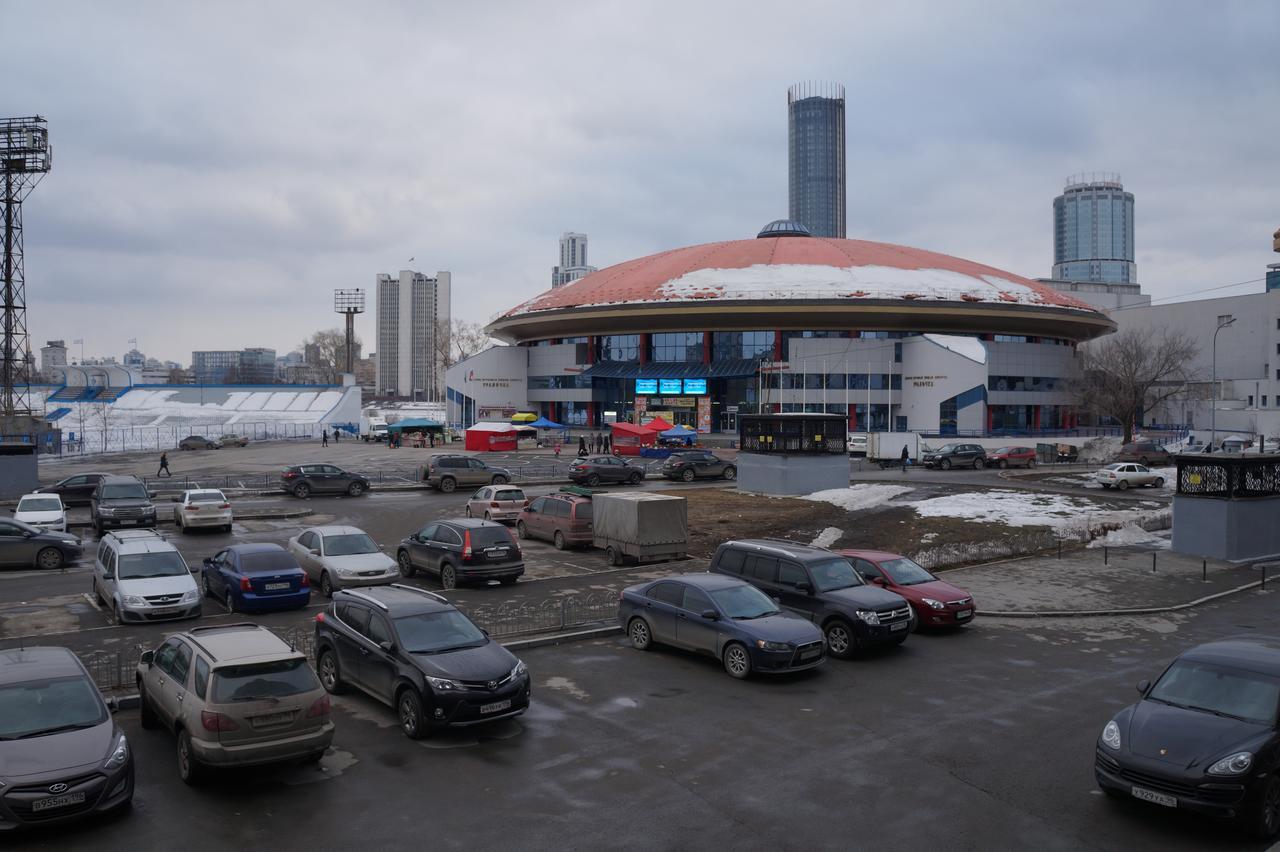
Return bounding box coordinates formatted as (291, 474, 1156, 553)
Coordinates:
(660, 425, 697, 438)
(528, 416, 567, 429)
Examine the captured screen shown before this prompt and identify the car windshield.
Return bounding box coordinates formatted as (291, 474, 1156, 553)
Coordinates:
(468, 526, 515, 548)
(118, 551, 189, 579)
(394, 610, 487, 654)
(188, 490, 226, 503)
(493, 489, 525, 502)
(710, 584, 779, 619)
(1148, 659, 1280, 725)
(879, 557, 937, 586)
(0, 675, 107, 740)
(17, 497, 62, 513)
(101, 484, 147, 500)
(993, 447, 1015, 455)
(937, 444, 959, 453)
(241, 551, 299, 573)
(322, 533, 378, 556)
(810, 558, 865, 591)
(210, 658, 319, 703)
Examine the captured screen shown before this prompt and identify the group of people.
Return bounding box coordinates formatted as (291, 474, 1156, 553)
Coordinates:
(320, 428, 344, 447)
(577, 432, 611, 457)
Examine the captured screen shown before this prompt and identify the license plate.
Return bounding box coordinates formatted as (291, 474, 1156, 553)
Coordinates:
(800, 650, 821, 661)
(486, 549, 509, 560)
(253, 711, 294, 726)
(121, 519, 137, 525)
(1131, 786, 1177, 808)
(480, 699, 512, 714)
(32, 792, 86, 812)
(955, 610, 972, 620)
(152, 607, 179, 615)
(263, 582, 290, 591)
(891, 621, 908, 631)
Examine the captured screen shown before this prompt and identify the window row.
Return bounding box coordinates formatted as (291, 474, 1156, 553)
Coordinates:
(987, 376, 1062, 393)
(763, 373, 902, 390)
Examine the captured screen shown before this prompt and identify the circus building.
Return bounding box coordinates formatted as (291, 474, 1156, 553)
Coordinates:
(447, 220, 1115, 435)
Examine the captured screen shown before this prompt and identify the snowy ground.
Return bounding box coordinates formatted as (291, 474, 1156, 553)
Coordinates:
(800, 484, 913, 511)
(1086, 525, 1173, 550)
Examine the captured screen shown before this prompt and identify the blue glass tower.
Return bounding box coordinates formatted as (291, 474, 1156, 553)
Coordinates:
(1053, 173, 1136, 283)
(788, 82, 845, 239)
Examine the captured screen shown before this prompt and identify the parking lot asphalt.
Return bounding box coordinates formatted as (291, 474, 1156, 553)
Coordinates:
(7, 589, 1279, 851)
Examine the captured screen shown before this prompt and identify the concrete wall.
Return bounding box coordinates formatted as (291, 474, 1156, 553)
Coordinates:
(737, 453, 850, 496)
(0, 452, 38, 499)
(1172, 495, 1280, 562)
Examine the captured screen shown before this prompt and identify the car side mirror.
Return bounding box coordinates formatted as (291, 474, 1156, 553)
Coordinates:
(379, 544, 386, 550)
(797, 582, 813, 595)
(139, 650, 154, 665)
(148, 491, 157, 499)
(871, 577, 885, 586)
(700, 609, 719, 621)
(378, 641, 394, 654)
(309, 548, 320, 556)
(202, 557, 212, 566)
(1136, 679, 1150, 695)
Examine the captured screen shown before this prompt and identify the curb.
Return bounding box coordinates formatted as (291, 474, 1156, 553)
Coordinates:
(981, 578, 1269, 618)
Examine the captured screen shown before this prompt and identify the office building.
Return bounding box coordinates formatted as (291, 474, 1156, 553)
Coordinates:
(552, 232, 597, 288)
(1052, 174, 1136, 284)
(788, 82, 846, 239)
(375, 269, 452, 399)
(190, 348, 278, 385)
(40, 340, 67, 378)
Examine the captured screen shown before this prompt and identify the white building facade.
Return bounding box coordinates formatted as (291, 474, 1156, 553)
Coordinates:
(375, 269, 451, 400)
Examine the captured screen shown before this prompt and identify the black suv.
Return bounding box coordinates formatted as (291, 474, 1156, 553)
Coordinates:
(709, 539, 911, 658)
(313, 585, 531, 739)
(921, 443, 987, 470)
(91, 475, 157, 535)
(396, 519, 524, 589)
(279, 464, 370, 498)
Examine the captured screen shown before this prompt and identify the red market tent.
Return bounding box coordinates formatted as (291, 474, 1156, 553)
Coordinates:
(643, 417, 674, 432)
(464, 422, 519, 452)
(610, 422, 656, 456)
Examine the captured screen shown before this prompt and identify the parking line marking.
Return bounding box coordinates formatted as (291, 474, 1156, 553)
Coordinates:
(82, 592, 103, 613)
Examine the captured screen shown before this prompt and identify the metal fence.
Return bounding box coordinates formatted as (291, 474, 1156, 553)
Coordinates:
(1176, 454, 1280, 499)
(76, 589, 621, 692)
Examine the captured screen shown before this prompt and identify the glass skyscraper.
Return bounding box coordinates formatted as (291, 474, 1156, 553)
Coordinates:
(1052, 173, 1136, 283)
(788, 82, 845, 239)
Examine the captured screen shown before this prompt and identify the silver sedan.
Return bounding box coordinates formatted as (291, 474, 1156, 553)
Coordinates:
(1094, 463, 1167, 490)
(287, 525, 398, 597)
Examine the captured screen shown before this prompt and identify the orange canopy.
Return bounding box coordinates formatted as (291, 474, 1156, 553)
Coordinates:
(643, 417, 674, 431)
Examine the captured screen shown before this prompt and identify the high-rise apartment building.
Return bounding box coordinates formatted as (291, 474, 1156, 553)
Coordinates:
(552, 232, 597, 288)
(375, 269, 452, 399)
(788, 82, 846, 239)
(40, 340, 67, 378)
(1052, 173, 1136, 284)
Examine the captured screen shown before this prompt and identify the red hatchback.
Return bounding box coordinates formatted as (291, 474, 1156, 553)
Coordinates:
(986, 446, 1037, 469)
(839, 550, 976, 630)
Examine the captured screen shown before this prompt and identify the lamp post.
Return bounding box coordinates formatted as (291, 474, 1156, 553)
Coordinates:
(1211, 315, 1236, 452)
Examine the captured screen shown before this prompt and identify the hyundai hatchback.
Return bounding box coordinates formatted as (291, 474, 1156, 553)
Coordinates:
(464, 486, 528, 523)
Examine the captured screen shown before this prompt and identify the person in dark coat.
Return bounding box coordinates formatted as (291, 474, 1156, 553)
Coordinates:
(157, 451, 171, 477)
(900, 444, 910, 474)
(604, 434, 611, 453)
(322, 430, 329, 447)
(578, 435, 588, 457)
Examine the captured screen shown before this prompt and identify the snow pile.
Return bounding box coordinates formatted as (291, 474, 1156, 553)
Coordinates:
(802, 484, 913, 511)
(922, 334, 987, 364)
(810, 527, 844, 548)
(906, 490, 1168, 533)
(1087, 525, 1172, 549)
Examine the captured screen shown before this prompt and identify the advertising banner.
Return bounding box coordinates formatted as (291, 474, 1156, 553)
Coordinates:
(697, 397, 711, 433)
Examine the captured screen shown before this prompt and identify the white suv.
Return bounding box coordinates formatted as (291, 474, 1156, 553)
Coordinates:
(92, 529, 201, 624)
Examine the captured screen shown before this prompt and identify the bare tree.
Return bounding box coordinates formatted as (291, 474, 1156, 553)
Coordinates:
(1072, 328, 1200, 443)
(434, 319, 493, 370)
(300, 328, 362, 384)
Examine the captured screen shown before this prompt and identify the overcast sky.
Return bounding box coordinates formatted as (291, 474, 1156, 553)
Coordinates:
(9, 0, 1278, 365)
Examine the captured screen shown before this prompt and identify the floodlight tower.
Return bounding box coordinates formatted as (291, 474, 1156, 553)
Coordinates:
(1, 116, 51, 423)
(334, 289, 365, 374)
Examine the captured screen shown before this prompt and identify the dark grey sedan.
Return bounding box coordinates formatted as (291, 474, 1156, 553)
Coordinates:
(567, 455, 645, 486)
(0, 517, 82, 570)
(36, 473, 106, 507)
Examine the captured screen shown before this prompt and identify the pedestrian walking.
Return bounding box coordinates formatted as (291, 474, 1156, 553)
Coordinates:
(334, 428, 340, 442)
(429, 432, 436, 448)
(578, 435, 588, 457)
(157, 451, 171, 477)
(554, 442, 561, 458)
(604, 434, 611, 454)
(322, 430, 329, 447)
(900, 444, 910, 474)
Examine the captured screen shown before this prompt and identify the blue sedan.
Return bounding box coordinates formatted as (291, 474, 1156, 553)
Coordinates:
(201, 543, 311, 613)
(618, 574, 825, 678)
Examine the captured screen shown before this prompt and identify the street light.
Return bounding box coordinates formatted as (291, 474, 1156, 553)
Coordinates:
(1210, 315, 1236, 452)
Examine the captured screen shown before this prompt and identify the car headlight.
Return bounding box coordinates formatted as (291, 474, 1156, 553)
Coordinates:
(510, 660, 528, 679)
(1101, 720, 1121, 750)
(123, 595, 145, 606)
(755, 640, 791, 652)
(1208, 751, 1253, 776)
(103, 732, 129, 770)
(180, 589, 200, 603)
(854, 610, 881, 626)
(335, 567, 354, 577)
(425, 676, 463, 691)
(98, 507, 116, 515)
(922, 598, 945, 610)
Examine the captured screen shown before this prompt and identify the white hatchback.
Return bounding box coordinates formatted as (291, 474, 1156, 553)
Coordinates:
(14, 493, 67, 532)
(1095, 463, 1166, 490)
(172, 489, 233, 533)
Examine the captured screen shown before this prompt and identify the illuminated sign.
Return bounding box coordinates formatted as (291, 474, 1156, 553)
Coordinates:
(659, 379, 683, 395)
(682, 378, 707, 395)
(635, 379, 658, 394)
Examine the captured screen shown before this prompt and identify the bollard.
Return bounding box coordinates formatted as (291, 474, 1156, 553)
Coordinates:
(1104, 546, 1108, 566)
(1152, 552, 1157, 573)
(1265, 565, 1269, 592)
(1057, 540, 1062, 560)
(1202, 559, 1207, 582)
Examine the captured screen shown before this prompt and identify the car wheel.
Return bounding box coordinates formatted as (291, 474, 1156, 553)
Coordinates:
(1153, 478, 1165, 488)
(138, 682, 159, 729)
(974, 458, 984, 470)
(93, 580, 104, 606)
(628, 472, 642, 485)
(464, 505, 472, 517)
(223, 523, 232, 533)
(201, 573, 213, 598)
(1101, 483, 1112, 489)
(628, 617, 652, 650)
(176, 513, 185, 532)
(35, 547, 64, 571)
(1027, 459, 1036, 469)
(177, 730, 204, 785)
(320, 572, 334, 598)
(492, 475, 509, 485)
(397, 550, 416, 578)
(1249, 773, 1280, 839)
(940, 459, 952, 471)
(681, 468, 696, 482)
(112, 602, 122, 625)
(1116, 479, 1130, 490)
(516, 521, 529, 539)
(722, 643, 751, 679)
(998, 459, 1008, 469)
(824, 619, 857, 659)
(586, 474, 600, 487)
(224, 590, 237, 613)
(484, 511, 492, 521)
(723, 466, 736, 481)
(317, 649, 347, 695)
(293, 483, 311, 499)
(553, 530, 566, 551)
(908, 608, 920, 633)
(397, 688, 429, 740)
(440, 563, 457, 590)
(347, 482, 365, 497)
(607, 546, 623, 566)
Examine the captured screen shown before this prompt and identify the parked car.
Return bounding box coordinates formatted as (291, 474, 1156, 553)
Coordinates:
(178, 436, 220, 451)
(842, 550, 976, 631)
(0, 646, 133, 828)
(568, 455, 645, 486)
(92, 529, 200, 623)
(920, 443, 986, 470)
(709, 539, 911, 658)
(661, 451, 736, 482)
(314, 585, 531, 739)
(172, 489, 232, 533)
(136, 624, 333, 785)
(200, 543, 311, 613)
(35, 472, 106, 507)
(1095, 463, 1167, 490)
(217, 434, 249, 447)
(279, 464, 370, 498)
(465, 485, 528, 522)
(1094, 637, 1280, 839)
(14, 493, 67, 532)
(618, 574, 825, 679)
(847, 433, 868, 456)
(1114, 441, 1173, 466)
(90, 475, 157, 535)
(287, 525, 397, 597)
(0, 517, 81, 571)
(396, 519, 523, 589)
(420, 455, 512, 493)
(516, 492, 593, 550)
(986, 446, 1037, 469)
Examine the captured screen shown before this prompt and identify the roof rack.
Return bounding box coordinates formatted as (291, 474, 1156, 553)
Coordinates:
(341, 589, 389, 610)
(185, 622, 262, 660)
(104, 528, 166, 542)
(388, 584, 448, 603)
(758, 537, 818, 548)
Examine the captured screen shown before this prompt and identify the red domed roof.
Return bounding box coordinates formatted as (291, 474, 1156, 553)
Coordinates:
(505, 236, 1094, 317)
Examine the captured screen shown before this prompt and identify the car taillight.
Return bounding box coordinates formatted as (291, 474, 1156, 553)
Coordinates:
(300, 573, 310, 588)
(307, 695, 330, 718)
(490, 501, 500, 508)
(201, 711, 239, 732)
(315, 611, 325, 623)
(523, 499, 530, 507)
(240, 577, 252, 591)
(188, 505, 200, 511)
(219, 503, 231, 509)
(283, 472, 297, 479)
(463, 530, 473, 561)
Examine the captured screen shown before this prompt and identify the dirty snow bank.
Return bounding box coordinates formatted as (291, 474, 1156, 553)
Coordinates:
(1087, 525, 1172, 549)
(801, 484, 913, 511)
(810, 527, 844, 548)
(906, 490, 1167, 532)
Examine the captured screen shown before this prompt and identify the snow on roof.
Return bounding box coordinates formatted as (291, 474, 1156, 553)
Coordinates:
(466, 421, 518, 433)
(922, 333, 987, 364)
